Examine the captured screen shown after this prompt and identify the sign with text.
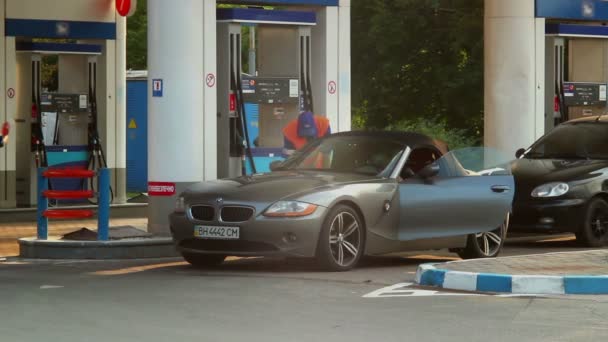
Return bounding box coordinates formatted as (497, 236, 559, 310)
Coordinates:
(563, 82, 607, 107)
(148, 182, 176, 196)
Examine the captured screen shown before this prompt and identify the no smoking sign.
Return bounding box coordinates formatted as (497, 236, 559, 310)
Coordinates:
(7, 88, 15, 98)
(206, 73, 216, 88)
(328, 81, 337, 95)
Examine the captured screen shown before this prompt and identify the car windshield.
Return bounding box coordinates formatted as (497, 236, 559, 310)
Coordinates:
(281, 136, 405, 176)
(525, 123, 608, 160)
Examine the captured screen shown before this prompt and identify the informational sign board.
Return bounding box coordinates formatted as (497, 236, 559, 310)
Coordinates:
(152, 79, 163, 97)
(41, 93, 88, 113)
(563, 82, 607, 107)
(242, 77, 300, 104)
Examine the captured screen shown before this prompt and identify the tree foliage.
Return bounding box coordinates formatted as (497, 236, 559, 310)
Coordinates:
(126, 0, 147, 70)
(125, 0, 485, 142)
(352, 0, 484, 142)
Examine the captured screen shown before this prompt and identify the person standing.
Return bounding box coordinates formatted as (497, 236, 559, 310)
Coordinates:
(282, 111, 331, 156)
(0, 122, 9, 148)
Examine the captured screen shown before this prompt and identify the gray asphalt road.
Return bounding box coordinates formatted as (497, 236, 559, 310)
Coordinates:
(1, 235, 607, 342)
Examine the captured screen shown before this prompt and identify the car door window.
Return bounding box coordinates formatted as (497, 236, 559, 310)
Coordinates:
(400, 147, 440, 180)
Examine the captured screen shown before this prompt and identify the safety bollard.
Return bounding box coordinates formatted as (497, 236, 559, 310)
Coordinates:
(97, 168, 110, 241)
(37, 168, 49, 240)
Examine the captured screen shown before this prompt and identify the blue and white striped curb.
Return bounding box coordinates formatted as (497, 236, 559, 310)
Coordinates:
(415, 263, 608, 295)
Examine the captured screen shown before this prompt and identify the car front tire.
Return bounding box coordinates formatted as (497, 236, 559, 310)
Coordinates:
(576, 197, 608, 248)
(182, 252, 226, 268)
(458, 214, 508, 259)
(316, 204, 365, 272)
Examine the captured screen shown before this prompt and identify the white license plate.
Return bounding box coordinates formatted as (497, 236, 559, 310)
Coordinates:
(194, 226, 240, 240)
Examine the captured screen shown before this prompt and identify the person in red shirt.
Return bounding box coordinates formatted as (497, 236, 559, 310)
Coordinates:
(282, 111, 331, 156)
(0, 122, 9, 148)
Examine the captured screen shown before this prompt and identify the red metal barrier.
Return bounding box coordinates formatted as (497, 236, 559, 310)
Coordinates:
(42, 169, 95, 179)
(43, 190, 94, 199)
(43, 209, 95, 219)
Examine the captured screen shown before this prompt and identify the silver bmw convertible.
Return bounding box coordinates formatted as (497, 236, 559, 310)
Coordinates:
(169, 131, 514, 271)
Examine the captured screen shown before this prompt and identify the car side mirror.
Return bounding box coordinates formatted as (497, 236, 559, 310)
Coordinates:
(269, 160, 283, 172)
(418, 163, 440, 179)
(515, 148, 526, 159)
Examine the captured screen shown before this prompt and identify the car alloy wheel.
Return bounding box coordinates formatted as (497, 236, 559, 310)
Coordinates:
(329, 211, 361, 267)
(590, 208, 608, 240)
(458, 214, 508, 259)
(576, 198, 608, 247)
(474, 228, 503, 257)
(317, 205, 364, 271)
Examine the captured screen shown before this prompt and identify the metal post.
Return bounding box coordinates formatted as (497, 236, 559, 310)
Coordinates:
(97, 168, 110, 241)
(37, 168, 48, 240)
(248, 25, 256, 76)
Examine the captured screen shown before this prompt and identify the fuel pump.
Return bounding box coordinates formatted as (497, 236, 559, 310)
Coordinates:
(217, 9, 317, 177)
(30, 56, 46, 168)
(218, 23, 256, 178)
(86, 57, 114, 204)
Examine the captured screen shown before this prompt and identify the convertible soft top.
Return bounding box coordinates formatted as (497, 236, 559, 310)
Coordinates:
(329, 130, 449, 155)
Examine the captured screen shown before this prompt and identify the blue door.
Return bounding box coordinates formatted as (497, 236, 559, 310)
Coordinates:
(126, 80, 148, 192)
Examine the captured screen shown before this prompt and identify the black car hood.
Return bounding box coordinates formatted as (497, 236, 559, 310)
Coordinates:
(511, 158, 608, 184)
(182, 171, 375, 203)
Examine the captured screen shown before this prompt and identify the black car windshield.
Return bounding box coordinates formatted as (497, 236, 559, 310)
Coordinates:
(526, 123, 608, 160)
(281, 136, 405, 176)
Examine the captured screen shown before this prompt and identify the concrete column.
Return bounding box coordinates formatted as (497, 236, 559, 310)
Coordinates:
(148, 0, 205, 235)
(114, 15, 127, 204)
(311, 7, 339, 129)
(484, 0, 543, 155)
(338, 0, 351, 132)
(202, 0, 217, 182)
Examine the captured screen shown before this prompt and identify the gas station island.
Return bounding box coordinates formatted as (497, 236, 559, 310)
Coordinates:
(1, 0, 608, 237)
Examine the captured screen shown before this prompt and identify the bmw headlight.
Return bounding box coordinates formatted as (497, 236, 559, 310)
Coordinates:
(531, 182, 570, 198)
(174, 196, 186, 213)
(264, 201, 318, 218)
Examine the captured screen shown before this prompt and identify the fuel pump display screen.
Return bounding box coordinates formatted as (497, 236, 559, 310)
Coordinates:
(242, 77, 299, 104)
(40, 93, 90, 146)
(563, 82, 607, 107)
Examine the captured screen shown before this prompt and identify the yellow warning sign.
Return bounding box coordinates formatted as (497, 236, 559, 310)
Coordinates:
(128, 118, 137, 129)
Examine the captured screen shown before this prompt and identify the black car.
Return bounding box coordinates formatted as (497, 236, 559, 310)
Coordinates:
(510, 116, 608, 247)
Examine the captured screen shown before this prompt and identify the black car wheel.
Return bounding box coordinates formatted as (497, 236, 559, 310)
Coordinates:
(316, 205, 364, 272)
(458, 214, 508, 259)
(182, 252, 226, 268)
(576, 198, 608, 247)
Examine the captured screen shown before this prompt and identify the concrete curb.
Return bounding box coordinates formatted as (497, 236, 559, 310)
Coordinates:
(18, 237, 179, 259)
(414, 263, 608, 295)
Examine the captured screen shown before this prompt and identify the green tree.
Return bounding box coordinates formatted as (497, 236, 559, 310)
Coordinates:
(126, 0, 147, 70)
(352, 0, 484, 142)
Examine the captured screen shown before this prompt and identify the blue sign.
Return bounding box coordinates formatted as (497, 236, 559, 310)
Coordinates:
(152, 79, 163, 97)
(536, 0, 608, 21)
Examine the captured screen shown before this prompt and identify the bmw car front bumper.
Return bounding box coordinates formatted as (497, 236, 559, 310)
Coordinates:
(169, 207, 328, 258)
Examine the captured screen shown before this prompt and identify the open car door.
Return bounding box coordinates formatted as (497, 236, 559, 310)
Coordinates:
(398, 147, 514, 240)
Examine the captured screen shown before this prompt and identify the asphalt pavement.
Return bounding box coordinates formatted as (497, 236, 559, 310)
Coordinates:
(1, 235, 608, 342)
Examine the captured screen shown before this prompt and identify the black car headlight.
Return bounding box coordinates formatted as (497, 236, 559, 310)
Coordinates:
(263, 201, 318, 218)
(531, 182, 570, 198)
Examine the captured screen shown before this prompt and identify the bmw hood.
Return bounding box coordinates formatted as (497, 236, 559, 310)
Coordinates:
(181, 171, 374, 205)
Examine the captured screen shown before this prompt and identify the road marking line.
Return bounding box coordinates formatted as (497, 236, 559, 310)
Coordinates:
(40, 285, 64, 290)
(363, 283, 480, 298)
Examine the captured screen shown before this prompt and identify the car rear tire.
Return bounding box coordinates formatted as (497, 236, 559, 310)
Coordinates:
(576, 198, 608, 247)
(458, 214, 508, 259)
(316, 204, 365, 272)
(182, 252, 226, 268)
